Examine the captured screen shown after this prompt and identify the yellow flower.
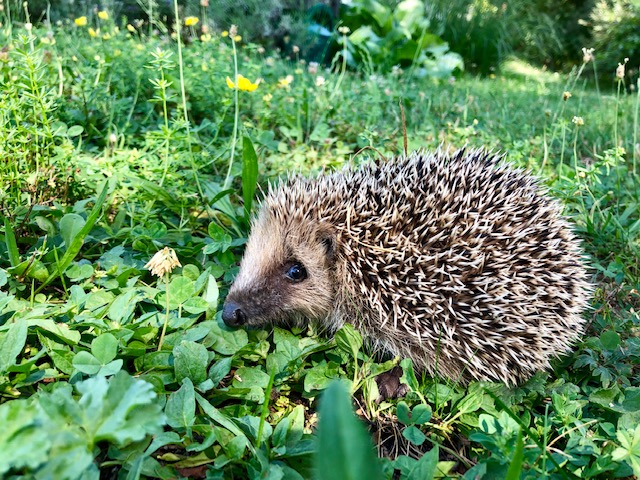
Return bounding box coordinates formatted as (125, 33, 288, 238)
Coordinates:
(185, 16, 199, 27)
(221, 31, 228, 37)
(226, 74, 260, 92)
(200, 33, 211, 42)
(127, 24, 135, 33)
(102, 33, 111, 40)
(88, 27, 97, 37)
(98, 10, 109, 20)
(233, 35, 242, 42)
(74, 16, 87, 26)
(278, 75, 294, 88)
(145, 247, 181, 277)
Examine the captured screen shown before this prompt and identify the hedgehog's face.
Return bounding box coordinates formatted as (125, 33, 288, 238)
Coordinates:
(222, 209, 337, 329)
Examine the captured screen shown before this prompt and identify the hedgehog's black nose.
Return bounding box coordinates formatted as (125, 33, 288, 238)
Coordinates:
(222, 301, 247, 327)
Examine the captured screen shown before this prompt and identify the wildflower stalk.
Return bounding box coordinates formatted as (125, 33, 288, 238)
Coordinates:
(158, 271, 170, 351)
(224, 34, 240, 189)
(172, 0, 206, 201)
(634, 78, 639, 175)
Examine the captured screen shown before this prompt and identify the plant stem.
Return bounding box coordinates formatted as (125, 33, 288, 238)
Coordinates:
(158, 271, 170, 351)
(172, 0, 206, 201)
(224, 37, 240, 189)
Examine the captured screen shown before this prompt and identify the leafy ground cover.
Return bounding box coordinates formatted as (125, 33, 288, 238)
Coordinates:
(1, 13, 640, 480)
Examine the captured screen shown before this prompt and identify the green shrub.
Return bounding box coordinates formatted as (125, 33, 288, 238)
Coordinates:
(590, 0, 640, 84)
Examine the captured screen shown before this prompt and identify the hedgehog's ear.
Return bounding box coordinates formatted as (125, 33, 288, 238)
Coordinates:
(317, 227, 336, 262)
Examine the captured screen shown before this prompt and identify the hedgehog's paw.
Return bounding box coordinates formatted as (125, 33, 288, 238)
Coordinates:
(376, 366, 410, 401)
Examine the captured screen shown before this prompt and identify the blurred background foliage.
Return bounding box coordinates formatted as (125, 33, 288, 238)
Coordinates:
(17, 0, 640, 81)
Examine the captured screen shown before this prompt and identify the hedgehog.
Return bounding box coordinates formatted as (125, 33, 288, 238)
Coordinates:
(222, 148, 592, 386)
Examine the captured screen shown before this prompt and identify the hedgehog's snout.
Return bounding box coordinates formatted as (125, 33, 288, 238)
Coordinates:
(222, 300, 247, 327)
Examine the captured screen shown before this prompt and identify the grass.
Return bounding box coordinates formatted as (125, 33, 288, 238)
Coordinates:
(1, 11, 640, 480)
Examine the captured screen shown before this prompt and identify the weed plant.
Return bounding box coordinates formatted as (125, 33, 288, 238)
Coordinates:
(0, 9, 639, 480)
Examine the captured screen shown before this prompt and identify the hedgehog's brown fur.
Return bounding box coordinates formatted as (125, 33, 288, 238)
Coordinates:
(223, 148, 592, 385)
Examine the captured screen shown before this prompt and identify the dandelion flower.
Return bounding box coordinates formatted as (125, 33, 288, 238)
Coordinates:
(127, 24, 135, 32)
(226, 74, 260, 92)
(233, 35, 241, 42)
(88, 27, 97, 37)
(74, 16, 87, 27)
(145, 247, 181, 277)
(98, 10, 109, 20)
(582, 47, 594, 64)
(616, 58, 629, 80)
(221, 30, 228, 37)
(185, 16, 199, 27)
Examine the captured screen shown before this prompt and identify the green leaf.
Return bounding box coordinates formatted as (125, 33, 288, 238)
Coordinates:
(0, 400, 51, 475)
(600, 330, 621, 350)
(209, 356, 233, 386)
(0, 320, 28, 373)
(335, 324, 363, 361)
(406, 445, 439, 480)
(209, 318, 249, 355)
(242, 136, 259, 216)
(612, 426, 640, 477)
(37, 181, 111, 293)
(72, 351, 102, 375)
(411, 404, 432, 425)
(76, 371, 164, 444)
(166, 378, 196, 429)
(403, 425, 427, 446)
(59, 213, 86, 249)
(169, 276, 196, 305)
(316, 381, 383, 480)
(174, 341, 209, 385)
(304, 361, 341, 392)
(397, 401, 412, 425)
(67, 125, 84, 137)
(204, 274, 219, 310)
(3, 217, 20, 267)
(505, 428, 525, 480)
(92, 333, 118, 364)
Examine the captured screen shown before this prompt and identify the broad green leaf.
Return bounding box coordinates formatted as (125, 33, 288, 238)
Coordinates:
(166, 378, 196, 429)
(600, 330, 621, 350)
(209, 356, 233, 386)
(304, 361, 341, 392)
(406, 445, 438, 480)
(0, 320, 28, 373)
(169, 276, 196, 305)
(315, 381, 383, 480)
(59, 213, 86, 249)
(0, 400, 50, 475)
(242, 136, 259, 216)
(92, 333, 118, 364)
(203, 274, 219, 310)
(73, 351, 102, 375)
(335, 324, 363, 361)
(612, 425, 640, 477)
(403, 425, 426, 446)
(174, 341, 209, 384)
(77, 372, 164, 444)
(209, 318, 248, 355)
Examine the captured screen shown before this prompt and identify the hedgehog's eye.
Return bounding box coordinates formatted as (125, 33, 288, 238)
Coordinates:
(285, 263, 307, 282)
